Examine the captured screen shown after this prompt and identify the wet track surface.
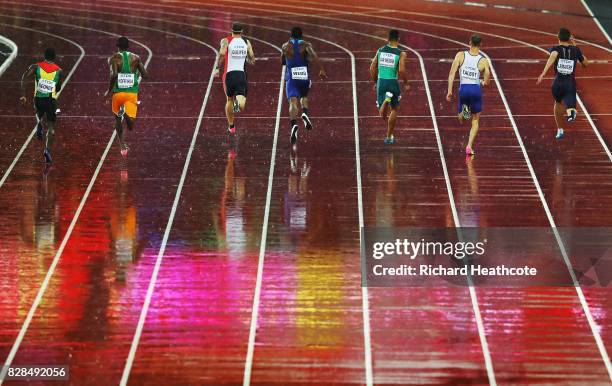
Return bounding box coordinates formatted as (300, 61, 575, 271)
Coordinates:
(0, 0, 611, 385)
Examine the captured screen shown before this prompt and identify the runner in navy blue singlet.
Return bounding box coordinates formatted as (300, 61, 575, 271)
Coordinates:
(537, 28, 589, 139)
(282, 26, 327, 146)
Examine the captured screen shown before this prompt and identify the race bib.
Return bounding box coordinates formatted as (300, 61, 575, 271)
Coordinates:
(291, 66, 308, 80)
(37, 79, 55, 93)
(117, 73, 135, 89)
(557, 58, 574, 75)
(461, 66, 479, 81)
(230, 47, 247, 59)
(379, 52, 396, 68)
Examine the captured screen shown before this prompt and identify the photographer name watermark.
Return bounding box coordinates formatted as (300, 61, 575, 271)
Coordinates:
(361, 228, 612, 287)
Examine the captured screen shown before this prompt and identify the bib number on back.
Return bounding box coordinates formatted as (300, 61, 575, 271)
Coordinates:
(117, 73, 135, 89)
(291, 66, 308, 80)
(461, 66, 479, 81)
(379, 52, 397, 68)
(37, 79, 55, 93)
(230, 47, 247, 59)
(557, 59, 574, 75)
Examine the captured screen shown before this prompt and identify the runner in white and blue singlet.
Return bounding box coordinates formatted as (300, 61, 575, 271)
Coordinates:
(282, 26, 327, 146)
(447, 34, 491, 156)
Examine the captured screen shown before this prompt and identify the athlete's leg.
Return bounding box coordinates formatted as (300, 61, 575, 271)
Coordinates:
(300, 96, 309, 111)
(226, 96, 235, 125)
(236, 95, 247, 111)
(553, 102, 566, 139)
(289, 97, 299, 122)
(387, 106, 398, 139)
(114, 114, 128, 151)
(466, 112, 480, 155)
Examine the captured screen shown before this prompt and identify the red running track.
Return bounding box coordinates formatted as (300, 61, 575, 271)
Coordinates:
(0, 0, 611, 385)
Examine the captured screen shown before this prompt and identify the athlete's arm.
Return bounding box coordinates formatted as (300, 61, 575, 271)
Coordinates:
(370, 52, 378, 84)
(446, 52, 462, 101)
(281, 42, 288, 65)
(246, 40, 256, 65)
(56, 70, 63, 95)
(537, 50, 558, 84)
(214, 38, 228, 78)
(105, 55, 119, 97)
(398, 51, 410, 90)
(19, 64, 36, 104)
(136, 55, 148, 79)
(305, 42, 327, 79)
(480, 58, 491, 87)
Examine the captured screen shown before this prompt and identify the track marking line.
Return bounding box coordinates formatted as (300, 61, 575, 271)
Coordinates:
(579, 0, 612, 48)
(0, 33, 17, 76)
(0, 19, 153, 385)
(242, 65, 285, 386)
(120, 50, 218, 386)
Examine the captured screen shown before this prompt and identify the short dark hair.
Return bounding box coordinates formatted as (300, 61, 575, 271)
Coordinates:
(116, 36, 129, 50)
(44, 48, 56, 61)
(232, 22, 244, 33)
(291, 26, 303, 39)
(470, 34, 482, 47)
(558, 28, 571, 42)
(388, 29, 399, 41)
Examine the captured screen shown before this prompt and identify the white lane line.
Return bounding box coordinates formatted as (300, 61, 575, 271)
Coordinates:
(0, 23, 84, 191)
(579, 0, 612, 48)
(243, 65, 285, 386)
(407, 45, 497, 386)
(182, 0, 610, 382)
(485, 53, 612, 383)
(120, 52, 219, 386)
(0, 33, 17, 76)
(102, 1, 494, 383)
(0, 20, 152, 386)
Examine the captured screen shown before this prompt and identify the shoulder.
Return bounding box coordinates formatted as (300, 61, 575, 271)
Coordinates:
(220, 37, 228, 46)
(548, 45, 559, 53)
(455, 51, 465, 60)
(130, 52, 140, 61)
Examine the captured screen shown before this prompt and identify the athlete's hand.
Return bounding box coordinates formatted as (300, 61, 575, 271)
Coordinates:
(446, 92, 452, 102)
(213, 68, 220, 78)
(404, 83, 411, 92)
(19, 96, 27, 105)
(319, 69, 327, 79)
(536, 74, 544, 85)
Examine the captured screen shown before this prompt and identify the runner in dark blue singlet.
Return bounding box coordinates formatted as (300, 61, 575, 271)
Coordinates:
(537, 28, 589, 139)
(282, 27, 327, 146)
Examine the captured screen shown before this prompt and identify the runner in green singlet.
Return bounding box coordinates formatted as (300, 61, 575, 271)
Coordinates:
(20, 48, 62, 163)
(370, 30, 410, 144)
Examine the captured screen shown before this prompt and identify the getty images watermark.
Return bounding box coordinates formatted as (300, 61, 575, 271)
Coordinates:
(361, 228, 612, 287)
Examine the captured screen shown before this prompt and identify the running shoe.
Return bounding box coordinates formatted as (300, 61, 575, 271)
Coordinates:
(120, 145, 130, 157)
(233, 99, 240, 113)
(555, 128, 564, 140)
(290, 124, 299, 145)
(228, 125, 236, 135)
(465, 146, 474, 156)
(462, 104, 471, 120)
(36, 122, 44, 140)
(566, 109, 577, 123)
(384, 135, 395, 145)
(43, 148, 52, 164)
(384, 91, 393, 103)
(302, 113, 313, 130)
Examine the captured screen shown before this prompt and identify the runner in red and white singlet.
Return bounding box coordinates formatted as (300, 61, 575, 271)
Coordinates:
(214, 22, 255, 136)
